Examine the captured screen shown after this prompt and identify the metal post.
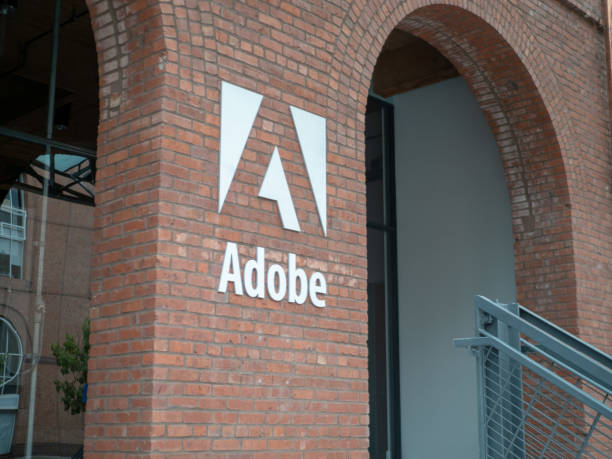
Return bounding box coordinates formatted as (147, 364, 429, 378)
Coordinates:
(475, 345, 487, 459)
(8, 191, 13, 279)
(475, 303, 490, 459)
(25, 0, 61, 457)
(0, 2, 15, 58)
(477, 300, 525, 459)
(0, 9, 6, 58)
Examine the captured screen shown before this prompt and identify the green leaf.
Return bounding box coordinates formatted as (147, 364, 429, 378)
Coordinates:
(51, 318, 89, 415)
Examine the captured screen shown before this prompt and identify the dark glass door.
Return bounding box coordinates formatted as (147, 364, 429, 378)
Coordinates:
(366, 96, 401, 459)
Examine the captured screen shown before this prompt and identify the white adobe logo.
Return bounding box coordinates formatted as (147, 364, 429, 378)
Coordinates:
(218, 81, 327, 236)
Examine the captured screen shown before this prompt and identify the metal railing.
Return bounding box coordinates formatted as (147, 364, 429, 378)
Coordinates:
(455, 296, 612, 458)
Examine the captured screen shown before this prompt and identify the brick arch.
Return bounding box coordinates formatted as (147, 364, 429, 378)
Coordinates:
(83, 0, 171, 125)
(337, 1, 579, 329)
(82, 0, 173, 456)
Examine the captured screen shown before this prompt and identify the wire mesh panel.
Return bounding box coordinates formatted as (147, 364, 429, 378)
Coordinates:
(456, 296, 612, 459)
(479, 346, 611, 458)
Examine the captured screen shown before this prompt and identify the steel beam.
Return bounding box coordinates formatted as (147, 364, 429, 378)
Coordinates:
(0, 126, 96, 159)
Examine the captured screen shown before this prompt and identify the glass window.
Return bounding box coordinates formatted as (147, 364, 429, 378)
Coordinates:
(0, 0, 97, 455)
(0, 188, 26, 279)
(0, 318, 23, 396)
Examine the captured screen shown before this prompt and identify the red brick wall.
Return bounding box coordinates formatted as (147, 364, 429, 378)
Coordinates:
(85, 0, 169, 453)
(84, 0, 612, 456)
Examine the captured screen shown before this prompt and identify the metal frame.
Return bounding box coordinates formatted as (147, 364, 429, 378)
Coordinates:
(366, 96, 402, 459)
(456, 296, 612, 458)
(20, 157, 95, 206)
(0, 127, 95, 159)
(0, 1, 96, 207)
(0, 316, 23, 394)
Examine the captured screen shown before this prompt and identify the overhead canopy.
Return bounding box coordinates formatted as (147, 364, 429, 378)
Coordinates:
(0, 0, 98, 204)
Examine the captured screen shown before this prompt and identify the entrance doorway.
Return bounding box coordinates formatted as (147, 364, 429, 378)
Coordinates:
(366, 96, 400, 459)
(366, 31, 517, 459)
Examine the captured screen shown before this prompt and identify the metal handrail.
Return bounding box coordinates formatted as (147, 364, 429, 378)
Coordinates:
(455, 296, 612, 459)
(519, 305, 612, 370)
(474, 296, 612, 392)
(457, 332, 612, 421)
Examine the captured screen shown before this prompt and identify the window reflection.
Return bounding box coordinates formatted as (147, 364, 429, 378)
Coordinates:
(0, 0, 97, 455)
(0, 189, 26, 279)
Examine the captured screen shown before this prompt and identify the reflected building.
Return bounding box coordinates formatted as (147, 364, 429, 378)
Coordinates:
(0, 0, 96, 455)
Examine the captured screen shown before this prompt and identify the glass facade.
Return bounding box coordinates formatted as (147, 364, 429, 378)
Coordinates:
(0, 0, 97, 455)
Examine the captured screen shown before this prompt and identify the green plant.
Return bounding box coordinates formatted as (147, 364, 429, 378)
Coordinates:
(51, 318, 90, 415)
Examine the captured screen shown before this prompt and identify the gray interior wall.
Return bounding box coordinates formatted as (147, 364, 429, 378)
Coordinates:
(392, 77, 516, 459)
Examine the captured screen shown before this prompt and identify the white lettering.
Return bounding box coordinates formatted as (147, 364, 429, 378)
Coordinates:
(218, 242, 243, 295)
(288, 253, 307, 304)
(309, 272, 327, 307)
(267, 264, 287, 301)
(244, 246, 265, 298)
(218, 242, 326, 307)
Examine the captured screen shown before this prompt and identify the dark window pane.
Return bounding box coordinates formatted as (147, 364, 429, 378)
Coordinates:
(367, 227, 388, 458)
(366, 96, 399, 458)
(366, 105, 385, 225)
(0, 211, 10, 224)
(366, 137, 385, 225)
(0, 254, 9, 276)
(10, 264, 20, 279)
